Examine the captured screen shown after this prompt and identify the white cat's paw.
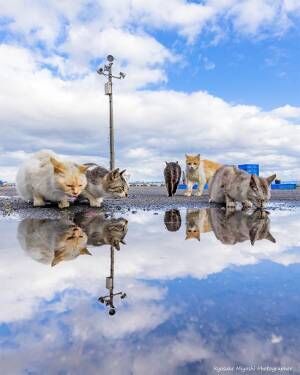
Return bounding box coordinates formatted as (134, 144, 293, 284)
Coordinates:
(90, 198, 103, 208)
(33, 197, 45, 207)
(58, 200, 70, 209)
(195, 191, 203, 197)
(184, 191, 192, 197)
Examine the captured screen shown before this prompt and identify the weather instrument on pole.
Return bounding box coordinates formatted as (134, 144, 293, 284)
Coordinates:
(97, 55, 126, 171)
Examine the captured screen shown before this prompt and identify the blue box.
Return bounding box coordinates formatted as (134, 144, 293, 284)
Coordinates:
(238, 164, 259, 176)
(178, 184, 208, 190)
(271, 183, 296, 190)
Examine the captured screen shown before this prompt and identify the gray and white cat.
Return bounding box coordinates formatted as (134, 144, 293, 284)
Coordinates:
(209, 165, 276, 210)
(209, 208, 276, 245)
(17, 218, 90, 266)
(80, 164, 128, 207)
(74, 212, 128, 250)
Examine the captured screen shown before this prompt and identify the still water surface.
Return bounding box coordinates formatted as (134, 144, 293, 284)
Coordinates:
(0, 207, 300, 374)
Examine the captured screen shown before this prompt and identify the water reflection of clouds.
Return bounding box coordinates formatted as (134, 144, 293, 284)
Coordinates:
(1, 208, 300, 372)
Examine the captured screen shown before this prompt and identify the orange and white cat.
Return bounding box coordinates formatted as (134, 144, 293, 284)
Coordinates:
(185, 154, 222, 197)
(185, 209, 212, 240)
(16, 150, 88, 208)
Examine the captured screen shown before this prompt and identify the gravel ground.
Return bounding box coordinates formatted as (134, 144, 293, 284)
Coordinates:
(1, 185, 300, 218)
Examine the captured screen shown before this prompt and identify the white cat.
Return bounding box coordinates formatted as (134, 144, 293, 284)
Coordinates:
(16, 150, 88, 209)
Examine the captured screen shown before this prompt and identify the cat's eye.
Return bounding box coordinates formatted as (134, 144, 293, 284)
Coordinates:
(66, 185, 73, 188)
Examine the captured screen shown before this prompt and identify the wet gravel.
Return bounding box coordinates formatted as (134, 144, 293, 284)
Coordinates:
(1, 186, 300, 218)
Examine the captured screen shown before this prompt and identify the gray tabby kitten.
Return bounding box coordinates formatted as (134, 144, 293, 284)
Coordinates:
(209, 165, 276, 210)
(74, 212, 128, 250)
(17, 218, 90, 266)
(80, 164, 128, 207)
(209, 208, 276, 245)
(164, 161, 181, 197)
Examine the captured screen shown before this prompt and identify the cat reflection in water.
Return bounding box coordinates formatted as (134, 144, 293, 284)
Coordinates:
(209, 208, 276, 245)
(184, 208, 276, 245)
(164, 209, 182, 232)
(185, 209, 211, 241)
(17, 218, 90, 266)
(74, 212, 128, 250)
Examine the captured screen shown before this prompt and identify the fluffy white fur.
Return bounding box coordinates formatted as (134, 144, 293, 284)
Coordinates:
(16, 150, 87, 208)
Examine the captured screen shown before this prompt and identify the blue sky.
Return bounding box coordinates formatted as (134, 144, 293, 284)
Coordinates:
(1, 1, 300, 181)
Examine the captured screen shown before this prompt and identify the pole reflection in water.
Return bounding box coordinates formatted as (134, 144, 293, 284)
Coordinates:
(98, 245, 127, 316)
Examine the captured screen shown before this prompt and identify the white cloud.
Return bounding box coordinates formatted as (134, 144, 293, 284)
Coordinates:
(1, 44, 300, 181)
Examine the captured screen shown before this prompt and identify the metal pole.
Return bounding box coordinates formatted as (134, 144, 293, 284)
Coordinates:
(108, 68, 115, 171)
(97, 56, 125, 173)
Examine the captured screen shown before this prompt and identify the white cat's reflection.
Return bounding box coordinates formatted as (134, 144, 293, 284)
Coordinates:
(18, 218, 90, 267)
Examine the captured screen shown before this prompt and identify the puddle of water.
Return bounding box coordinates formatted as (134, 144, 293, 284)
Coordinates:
(0, 208, 300, 374)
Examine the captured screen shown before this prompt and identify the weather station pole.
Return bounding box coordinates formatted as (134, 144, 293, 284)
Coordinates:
(97, 55, 126, 171)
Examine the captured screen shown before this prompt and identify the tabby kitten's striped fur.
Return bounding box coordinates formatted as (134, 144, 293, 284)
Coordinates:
(81, 164, 128, 207)
(164, 161, 181, 197)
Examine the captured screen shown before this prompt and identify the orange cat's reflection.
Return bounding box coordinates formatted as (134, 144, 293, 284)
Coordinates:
(17, 218, 89, 266)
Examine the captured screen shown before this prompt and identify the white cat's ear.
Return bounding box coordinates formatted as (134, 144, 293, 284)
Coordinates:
(266, 174, 276, 185)
(77, 164, 89, 174)
(80, 247, 92, 255)
(50, 157, 65, 175)
(51, 256, 61, 267)
(266, 232, 276, 243)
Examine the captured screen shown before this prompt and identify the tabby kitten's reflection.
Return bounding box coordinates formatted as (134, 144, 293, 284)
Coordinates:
(74, 212, 128, 250)
(18, 218, 90, 266)
(209, 208, 276, 245)
(164, 209, 181, 232)
(185, 209, 211, 241)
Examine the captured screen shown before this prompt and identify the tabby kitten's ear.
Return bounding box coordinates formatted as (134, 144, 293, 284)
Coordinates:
(266, 232, 276, 243)
(176, 161, 178, 164)
(80, 247, 92, 255)
(112, 240, 120, 250)
(108, 168, 120, 180)
(165, 161, 168, 166)
(50, 157, 65, 175)
(120, 169, 126, 175)
(76, 164, 89, 174)
(266, 174, 276, 185)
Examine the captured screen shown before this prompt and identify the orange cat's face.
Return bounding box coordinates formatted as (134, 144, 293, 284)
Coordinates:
(52, 225, 89, 266)
(186, 154, 200, 170)
(186, 227, 200, 241)
(50, 157, 88, 197)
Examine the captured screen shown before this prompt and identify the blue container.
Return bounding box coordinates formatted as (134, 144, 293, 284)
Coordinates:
(178, 184, 208, 190)
(271, 183, 296, 190)
(238, 164, 259, 176)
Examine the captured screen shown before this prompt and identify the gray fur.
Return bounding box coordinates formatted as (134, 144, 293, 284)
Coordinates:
(80, 164, 129, 207)
(209, 165, 276, 209)
(74, 212, 128, 250)
(209, 208, 276, 245)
